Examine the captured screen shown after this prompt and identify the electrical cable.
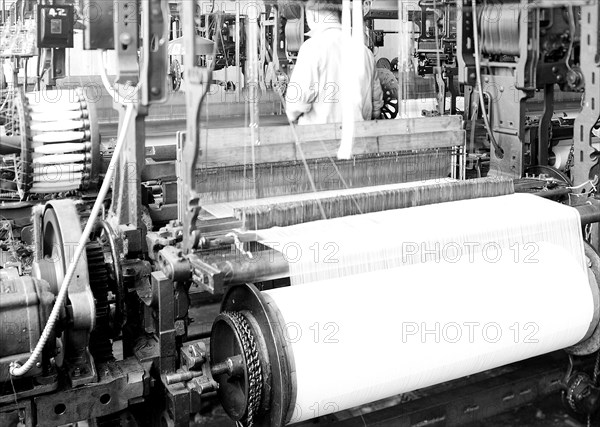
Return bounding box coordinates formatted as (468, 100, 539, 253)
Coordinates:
(99, 50, 139, 102)
(432, 0, 444, 115)
(566, 5, 575, 72)
(36, 48, 41, 90)
(471, 0, 504, 159)
(432, 0, 442, 73)
(23, 58, 27, 91)
(99, 50, 116, 101)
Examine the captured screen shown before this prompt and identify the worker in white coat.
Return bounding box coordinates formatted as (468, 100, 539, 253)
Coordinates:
(284, 0, 384, 125)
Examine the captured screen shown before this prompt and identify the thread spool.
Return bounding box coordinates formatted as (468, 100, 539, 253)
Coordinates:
(29, 110, 88, 122)
(34, 143, 89, 155)
(30, 120, 90, 133)
(32, 153, 88, 165)
(551, 141, 573, 171)
(478, 5, 520, 56)
(30, 184, 80, 193)
(285, 20, 304, 52)
(20, 88, 99, 195)
(33, 163, 83, 175)
(32, 174, 84, 186)
(33, 131, 89, 144)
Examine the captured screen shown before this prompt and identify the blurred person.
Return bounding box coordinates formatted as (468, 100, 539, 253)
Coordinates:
(284, 0, 383, 125)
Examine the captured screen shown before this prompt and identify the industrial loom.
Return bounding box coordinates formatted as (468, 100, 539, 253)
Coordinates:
(1, 1, 600, 427)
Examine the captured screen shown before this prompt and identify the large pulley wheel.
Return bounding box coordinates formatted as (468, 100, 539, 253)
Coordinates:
(212, 284, 295, 427)
(33, 199, 95, 331)
(32, 199, 97, 384)
(566, 243, 600, 356)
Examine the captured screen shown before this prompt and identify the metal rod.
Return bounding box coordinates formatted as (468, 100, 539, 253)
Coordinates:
(165, 370, 203, 385)
(211, 250, 290, 284)
(0, 136, 22, 154)
(185, 330, 211, 342)
(575, 200, 600, 226)
(246, 7, 260, 145)
(535, 188, 572, 199)
(235, 7, 240, 103)
(211, 354, 244, 377)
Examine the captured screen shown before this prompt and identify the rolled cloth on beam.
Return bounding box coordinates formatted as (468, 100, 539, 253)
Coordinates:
(256, 193, 587, 285)
(263, 242, 595, 423)
(217, 191, 596, 425)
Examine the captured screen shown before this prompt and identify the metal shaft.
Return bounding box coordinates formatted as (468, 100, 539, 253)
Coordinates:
(575, 199, 600, 226)
(246, 8, 260, 146)
(165, 370, 203, 385)
(212, 250, 290, 284)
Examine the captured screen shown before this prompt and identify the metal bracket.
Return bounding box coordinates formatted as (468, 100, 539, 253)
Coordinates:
(573, 2, 600, 191)
(113, 0, 139, 85)
(154, 271, 176, 374)
(164, 341, 218, 396)
(157, 246, 192, 283)
(42, 49, 66, 87)
(187, 253, 224, 295)
(109, 108, 147, 229)
(141, 0, 168, 105)
(181, 1, 214, 254)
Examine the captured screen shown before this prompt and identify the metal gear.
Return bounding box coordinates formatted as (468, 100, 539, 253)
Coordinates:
(86, 241, 114, 362)
(170, 59, 182, 92)
(378, 68, 399, 119)
(222, 310, 263, 427)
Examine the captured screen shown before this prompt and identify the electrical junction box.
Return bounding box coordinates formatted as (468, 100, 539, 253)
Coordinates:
(37, 5, 74, 48)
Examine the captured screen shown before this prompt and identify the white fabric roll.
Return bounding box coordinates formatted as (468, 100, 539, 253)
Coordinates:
(257, 193, 587, 285)
(265, 242, 594, 424)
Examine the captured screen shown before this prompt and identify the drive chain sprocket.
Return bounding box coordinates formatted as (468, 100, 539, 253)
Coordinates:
(222, 310, 263, 427)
